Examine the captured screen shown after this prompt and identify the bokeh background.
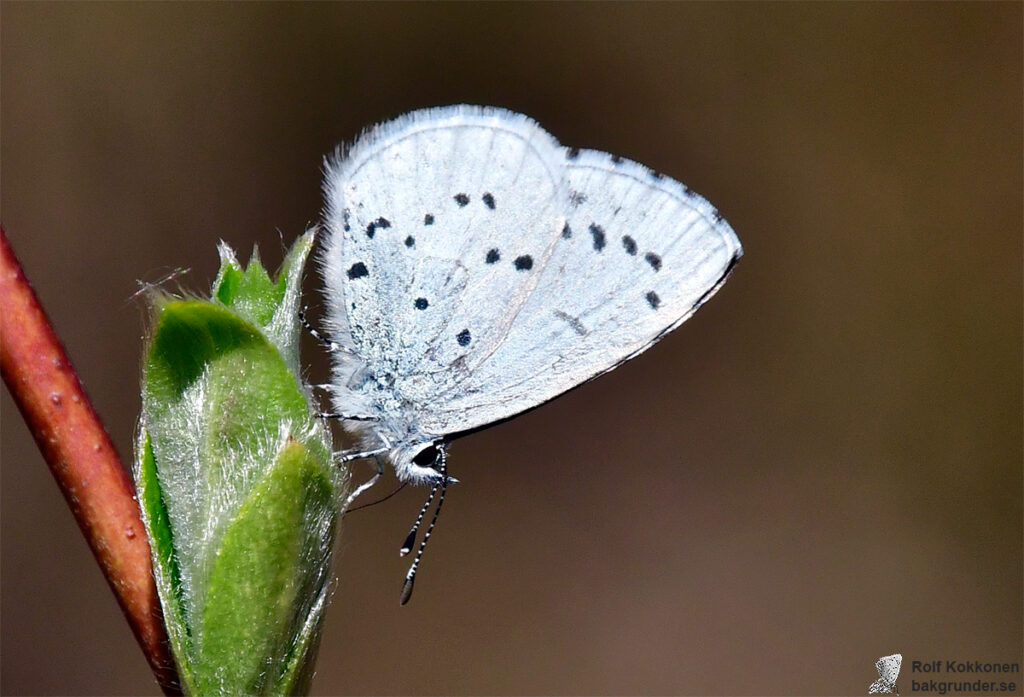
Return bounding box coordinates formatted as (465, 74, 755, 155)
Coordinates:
(2, 3, 1020, 695)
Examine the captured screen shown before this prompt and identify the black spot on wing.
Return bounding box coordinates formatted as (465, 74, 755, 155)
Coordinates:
(645, 252, 662, 271)
(366, 217, 391, 238)
(649, 169, 665, 180)
(589, 223, 606, 251)
(424, 213, 435, 225)
(342, 208, 351, 232)
(347, 262, 369, 280)
(622, 235, 637, 255)
(414, 297, 428, 310)
(610, 154, 624, 164)
(562, 222, 573, 239)
(405, 235, 415, 248)
(513, 255, 533, 271)
(566, 147, 580, 160)
(485, 248, 500, 264)
(569, 190, 587, 206)
(645, 291, 661, 309)
(482, 192, 496, 209)
(456, 328, 471, 346)
(453, 193, 470, 207)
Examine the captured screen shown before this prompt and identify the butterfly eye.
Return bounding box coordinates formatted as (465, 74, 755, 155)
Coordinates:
(411, 444, 440, 467)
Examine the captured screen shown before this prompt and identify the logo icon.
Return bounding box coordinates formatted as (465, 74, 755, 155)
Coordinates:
(869, 653, 902, 694)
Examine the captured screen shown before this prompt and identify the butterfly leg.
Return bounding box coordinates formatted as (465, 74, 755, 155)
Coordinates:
(342, 454, 385, 510)
(334, 428, 393, 463)
(316, 410, 378, 422)
(300, 308, 378, 419)
(298, 306, 356, 355)
(335, 442, 389, 465)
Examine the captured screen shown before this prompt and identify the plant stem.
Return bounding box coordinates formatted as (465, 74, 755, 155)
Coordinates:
(0, 227, 181, 695)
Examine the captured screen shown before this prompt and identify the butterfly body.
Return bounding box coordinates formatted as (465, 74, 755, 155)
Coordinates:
(319, 105, 741, 487)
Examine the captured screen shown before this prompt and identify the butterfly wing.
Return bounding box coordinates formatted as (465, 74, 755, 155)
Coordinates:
(320, 106, 568, 416)
(875, 654, 902, 685)
(322, 106, 741, 439)
(418, 148, 741, 435)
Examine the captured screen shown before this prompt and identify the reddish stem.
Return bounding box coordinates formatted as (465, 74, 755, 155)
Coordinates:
(0, 227, 181, 695)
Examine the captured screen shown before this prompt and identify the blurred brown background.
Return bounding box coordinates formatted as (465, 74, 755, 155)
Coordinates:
(2, 3, 1020, 696)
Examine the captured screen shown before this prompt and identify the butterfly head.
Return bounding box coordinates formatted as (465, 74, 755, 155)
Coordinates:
(390, 440, 455, 487)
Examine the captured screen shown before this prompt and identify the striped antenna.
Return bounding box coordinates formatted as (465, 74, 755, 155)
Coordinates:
(400, 444, 449, 605)
(400, 485, 438, 555)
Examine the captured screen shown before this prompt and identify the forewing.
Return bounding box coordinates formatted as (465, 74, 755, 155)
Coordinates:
(419, 149, 741, 434)
(320, 106, 567, 402)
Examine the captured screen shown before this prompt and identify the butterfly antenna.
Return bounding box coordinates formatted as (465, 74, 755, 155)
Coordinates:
(400, 485, 438, 555)
(400, 445, 449, 605)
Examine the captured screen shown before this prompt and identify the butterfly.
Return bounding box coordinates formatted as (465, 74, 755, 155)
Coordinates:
(869, 654, 902, 694)
(309, 105, 741, 602)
